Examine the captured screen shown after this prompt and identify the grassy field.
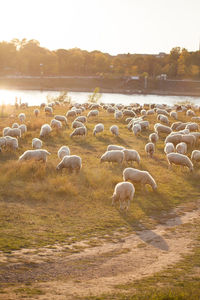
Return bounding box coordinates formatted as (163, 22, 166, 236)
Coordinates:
(0, 103, 199, 253)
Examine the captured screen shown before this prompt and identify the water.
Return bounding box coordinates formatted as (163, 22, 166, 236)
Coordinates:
(0, 89, 199, 106)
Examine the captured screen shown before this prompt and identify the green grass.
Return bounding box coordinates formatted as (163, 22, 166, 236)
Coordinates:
(0, 104, 199, 252)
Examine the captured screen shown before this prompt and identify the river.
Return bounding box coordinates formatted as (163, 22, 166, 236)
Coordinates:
(0, 89, 199, 106)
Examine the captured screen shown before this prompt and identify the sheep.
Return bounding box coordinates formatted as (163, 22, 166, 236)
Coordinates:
(56, 155, 82, 172)
(3, 128, 21, 138)
(123, 110, 136, 117)
(167, 153, 193, 172)
(114, 111, 123, 119)
(100, 150, 124, 164)
(0, 137, 6, 148)
(146, 109, 154, 115)
(191, 117, 200, 122)
(40, 124, 52, 137)
(171, 122, 183, 131)
(32, 138, 42, 149)
(18, 124, 27, 135)
(141, 109, 147, 116)
(110, 125, 119, 136)
(176, 123, 188, 131)
(44, 106, 53, 115)
(72, 120, 84, 129)
(122, 149, 140, 164)
(19, 149, 51, 162)
(157, 114, 169, 125)
(55, 115, 68, 125)
(40, 103, 46, 109)
(154, 123, 172, 135)
(87, 110, 99, 118)
(34, 109, 40, 117)
(186, 109, 195, 117)
(75, 116, 87, 123)
(12, 123, 19, 128)
(50, 119, 62, 130)
(149, 132, 159, 144)
(132, 124, 141, 136)
(70, 126, 87, 138)
(66, 110, 76, 118)
(58, 146, 70, 160)
(145, 142, 155, 157)
(181, 134, 196, 147)
(4, 136, 18, 150)
(176, 142, 187, 155)
(189, 132, 200, 144)
(111, 182, 135, 210)
(107, 145, 125, 151)
(123, 168, 157, 191)
(107, 107, 115, 113)
(164, 142, 175, 154)
(18, 113, 26, 123)
(165, 134, 182, 145)
(93, 123, 104, 136)
(185, 123, 199, 132)
(156, 109, 169, 116)
(191, 150, 200, 163)
(170, 111, 178, 120)
(135, 120, 149, 130)
(125, 117, 133, 123)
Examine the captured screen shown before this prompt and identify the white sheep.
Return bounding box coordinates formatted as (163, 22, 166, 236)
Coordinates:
(18, 113, 26, 123)
(171, 122, 183, 131)
(44, 106, 53, 115)
(3, 128, 21, 138)
(186, 109, 195, 117)
(56, 155, 82, 172)
(149, 132, 159, 144)
(176, 142, 187, 155)
(164, 142, 175, 154)
(107, 145, 125, 151)
(50, 119, 62, 130)
(93, 123, 104, 136)
(111, 182, 135, 210)
(34, 109, 40, 117)
(132, 124, 141, 136)
(154, 123, 172, 135)
(19, 124, 27, 135)
(141, 109, 147, 116)
(123, 110, 135, 117)
(110, 125, 119, 136)
(12, 123, 19, 128)
(0, 137, 7, 148)
(32, 138, 42, 149)
(123, 168, 157, 191)
(87, 110, 99, 118)
(191, 150, 200, 163)
(181, 134, 196, 147)
(170, 111, 178, 120)
(70, 126, 87, 138)
(40, 124, 52, 138)
(4, 136, 18, 150)
(75, 116, 87, 123)
(100, 150, 124, 164)
(122, 149, 140, 164)
(72, 120, 84, 129)
(185, 123, 199, 132)
(66, 110, 76, 118)
(157, 114, 169, 125)
(167, 153, 193, 172)
(58, 146, 70, 160)
(55, 115, 68, 125)
(165, 134, 182, 145)
(145, 142, 155, 157)
(19, 149, 51, 162)
(114, 111, 123, 119)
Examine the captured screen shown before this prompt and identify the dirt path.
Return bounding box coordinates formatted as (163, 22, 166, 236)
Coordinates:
(0, 202, 199, 299)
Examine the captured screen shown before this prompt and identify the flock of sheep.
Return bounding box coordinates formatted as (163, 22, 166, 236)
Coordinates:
(1, 100, 200, 211)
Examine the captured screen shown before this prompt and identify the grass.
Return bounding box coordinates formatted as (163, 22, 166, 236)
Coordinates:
(0, 104, 199, 253)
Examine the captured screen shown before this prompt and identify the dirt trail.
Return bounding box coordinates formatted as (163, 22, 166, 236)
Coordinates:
(0, 204, 199, 299)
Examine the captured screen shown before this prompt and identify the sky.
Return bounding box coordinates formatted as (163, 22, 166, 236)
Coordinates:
(0, 0, 200, 55)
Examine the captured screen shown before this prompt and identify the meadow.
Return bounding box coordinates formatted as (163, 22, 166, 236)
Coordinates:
(0, 102, 199, 299)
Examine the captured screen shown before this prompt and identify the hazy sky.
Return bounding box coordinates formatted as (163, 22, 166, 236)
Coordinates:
(1, 0, 200, 55)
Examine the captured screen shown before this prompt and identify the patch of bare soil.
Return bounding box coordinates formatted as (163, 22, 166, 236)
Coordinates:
(0, 202, 199, 299)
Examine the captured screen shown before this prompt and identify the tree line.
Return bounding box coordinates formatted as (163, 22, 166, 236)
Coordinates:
(0, 39, 199, 79)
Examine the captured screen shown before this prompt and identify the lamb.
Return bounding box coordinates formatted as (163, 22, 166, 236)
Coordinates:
(75, 116, 87, 123)
(107, 145, 125, 151)
(132, 124, 141, 136)
(93, 123, 104, 136)
(110, 125, 119, 136)
(111, 182, 135, 210)
(70, 126, 87, 138)
(55, 115, 68, 125)
(149, 133, 159, 144)
(122, 149, 140, 164)
(18, 113, 26, 123)
(167, 153, 193, 172)
(44, 106, 53, 115)
(72, 120, 84, 129)
(40, 124, 52, 137)
(19, 149, 51, 162)
(154, 123, 172, 135)
(34, 109, 40, 117)
(164, 142, 175, 154)
(145, 142, 155, 157)
(18, 124, 27, 135)
(32, 138, 42, 149)
(57, 146, 70, 160)
(87, 110, 99, 118)
(123, 168, 157, 191)
(176, 142, 187, 155)
(66, 110, 76, 118)
(191, 150, 200, 163)
(5, 136, 18, 150)
(3, 128, 21, 138)
(100, 150, 124, 164)
(56, 155, 82, 172)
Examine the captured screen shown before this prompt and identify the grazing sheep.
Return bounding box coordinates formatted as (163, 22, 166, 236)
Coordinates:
(112, 182, 135, 210)
(189, 132, 200, 144)
(18, 113, 26, 123)
(66, 110, 76, 118)
(107, 107, 115, 113)
(154, 123, 172, 135)
(171, 122, 183, 131)
(157, 114, 169, 125)
(186, 109, 195, 117)
(145, 142, 155, 157)
(132, 124, 141, 136)
(4, 136, 18, 150)
(44, 106, 53, 115)
(141, 109, 147, 116)
(149, 132, 159, 144)
(19, 149, 51, 162)
(18, 124, 27, 135)
(75, 116, 87, 123)
(110, 125, 119, 136)
(123, 110, 136, 117)
(40, 124, 52, 137)
(70, 126, 87, 138)
(185, 123, 199, 132)
(176, 142, 187, 155)
(57, 146, 70, 160)
(107, 145, 125, 151)
(176, 123, 188, 131)
(123, 168, 157, 191)
(181, 134, 196, 147)
(146, 109, 154, 115)
(34, 109, 40, 117)
(167, 153, 193, 172)
(191, 117, 200, 122)
(165, 134, 182, 145)
(72, 120, 84, 129)
(170, 111, 178, 120)
(32, 138, 42, 149)
(93, 123, 104, 136)
(135, 120, 149, 130)
(100, 150, 124, 164)
(191, 150, 200, 163)
(50, 119, 62, 130)
(87, 110, 99, 118)
(156, 109, 169, 116)
(123, 149, 140, 164)
(56, 155, 82, 172)
(114, 111, 123, 119)
(3, 128, 21, 138)
(55, 115, 68, 125)
(12, 123, 19, 128)
(164, 142, 175, 154)
(0, 137, 7, 148)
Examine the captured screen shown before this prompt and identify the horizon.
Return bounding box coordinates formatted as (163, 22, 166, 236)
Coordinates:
(0, 0, 200, 55)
